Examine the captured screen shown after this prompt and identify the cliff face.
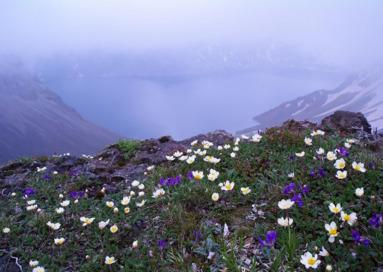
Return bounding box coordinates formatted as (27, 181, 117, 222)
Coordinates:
(0, 69, 119, 163)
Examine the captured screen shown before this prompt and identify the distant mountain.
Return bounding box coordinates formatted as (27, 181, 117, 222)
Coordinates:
(0, 60, 119, 163)
(238, 71, 383, 134)
(35, 43, 338, 81)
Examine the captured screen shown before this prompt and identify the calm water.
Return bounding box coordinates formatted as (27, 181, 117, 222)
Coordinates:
(45, 71, 343, 139)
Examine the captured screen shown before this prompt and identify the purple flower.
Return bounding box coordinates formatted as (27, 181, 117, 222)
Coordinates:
(259, 230, 277, 248)
(318, 168, 326, 178)
(301, 184, 310, 195)
(369, 213, 383, 228)
(352, 230, 370, 247)
(159, 176, 182, 187)
(69, 191, 85, 199)
(309, 170, 316, 178)
(337, 147, 349, 157)
(283, 182, 295, 195)
(291, 193, 304, 208)
(158, 239, 168, 251)
(23, 188, 36, 197)
(187, 171, 194, 181)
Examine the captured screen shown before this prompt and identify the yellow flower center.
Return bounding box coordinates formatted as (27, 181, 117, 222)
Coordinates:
(225, 184, 232, 190)
(308, 257, 316, 266)
(329, 229, 337, 236)
(344, 214, 350, 221)
(333, 207, 339, 213)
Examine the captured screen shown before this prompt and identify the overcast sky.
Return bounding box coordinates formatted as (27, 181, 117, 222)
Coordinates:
(1, 0, 383, 67)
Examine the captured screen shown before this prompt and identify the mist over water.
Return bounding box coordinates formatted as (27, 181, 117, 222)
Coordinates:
(1, 0, 382, 139)
(45, 71, 342, 139)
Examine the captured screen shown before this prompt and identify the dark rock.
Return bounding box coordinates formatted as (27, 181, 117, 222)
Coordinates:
(278, 120, 318, 134)
(321, 111, 371, 134)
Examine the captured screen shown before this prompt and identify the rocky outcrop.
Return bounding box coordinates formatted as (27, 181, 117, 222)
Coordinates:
(321, 111, 372, 134)
(0, 130, 234, 192)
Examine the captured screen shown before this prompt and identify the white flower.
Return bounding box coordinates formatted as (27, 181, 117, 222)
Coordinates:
(27, 205, 38, 211)
(194, 149, 207, 156)
(36, 167, 47, 173)
(241, 187, 251, 195)
(224, 144, 231, 149)
(60, 200, 70, 207)
(304, 137, 313, 146)
(166, 155, 175, 161)
(192, 171, 204, 181)
(98, 219, 110, 230)
(190, 140, 198, 146)
(230, 152, 236, 158)
(179, 155, 188, 161)
(223, 223, 230, 237)
(207, 169, 220, 181)
(288, 172, 295, 178)
(352, 162, 366, 173)
(55, 207, 65, 214)
(296, 151, 305, 157)
(335, 170, 347, 180)
(121, 196, 131, 206)
(147, 165, 155, 171)
(131, 180, 140, 187)
(319, 246, 329, 257)
(221, 180, 235, 191)
(138, 184, 145, 190)
(326, 151, 337, 161)
(251, 134, 262, 142)
(136, 200, 146, 207)
(2, 227, 10, 234)
(186, 155, 196, 164)
(202, 140, 214, 149)
(344, 142, 352, 149)
(277, 217, 293, 227)
(316, 148, 325, 155)
(132, 240, 139, 248)
(106, 201, 115, 208)
(334, 158, 346, 170)
(152, 188, 165, 199)
(105, 256, 117, 265)
(329, 203, 342, 214)
(355, 188, 364, 197)
(341, 211, 357, 226)
(80, 217, 95, 227)
(233, 146, 239, 152)
(27, 200, 36, 205)
(173, 151, 183, 157)
(241, 134, 249, 140)
(204, 156, 221, 164)
(300, 252, 321, 269)
(29, 260, 39, 267)
(217, 146, 223, 150)
(54, 237, 65, 245)
(311, 130, 325, 136)
(326, 265, 333, 271)
(32, 266, 45, 272)
(211, 193, 219, 202)
(278, 199, 295, 210)
(47, 221, 61, 230)
(325, 222, 338, 243)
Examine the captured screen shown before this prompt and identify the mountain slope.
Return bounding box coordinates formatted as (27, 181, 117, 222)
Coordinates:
(238, 72, 383, 134)
(0, 68, 119, 163)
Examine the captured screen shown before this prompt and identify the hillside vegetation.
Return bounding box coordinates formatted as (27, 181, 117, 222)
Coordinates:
(1, 120, 383, 271)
